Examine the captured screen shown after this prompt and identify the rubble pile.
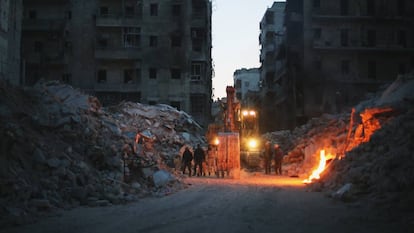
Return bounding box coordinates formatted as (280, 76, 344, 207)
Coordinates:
(317, 74, 414, 204)
(321, 107, 414, 200)
(265, 74, 414, 208)
(0, 80, 204, 226)
(262, 113, 350, 177)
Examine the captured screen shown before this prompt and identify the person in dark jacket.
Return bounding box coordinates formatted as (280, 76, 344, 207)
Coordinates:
(263, 141, 272, 174)
(193, 144, 205, 176)
(182, 147, 193, 176)
(273, 144, 284, 175)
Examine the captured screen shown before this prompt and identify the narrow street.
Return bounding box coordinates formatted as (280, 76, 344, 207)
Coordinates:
(1, 174, 407, 233)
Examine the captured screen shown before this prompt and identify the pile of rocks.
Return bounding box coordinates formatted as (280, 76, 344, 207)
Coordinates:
(0, 80, 205, 226)
(262, 113, 350, 177)
(264, 73, 414, 211)
(317, 74, 414, 205)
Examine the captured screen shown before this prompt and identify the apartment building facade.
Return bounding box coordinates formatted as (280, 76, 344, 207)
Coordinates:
(0, 0, 22, 85)
(258, 0, 414, 131)
(303, 0, 414, 116)
(258, 1, 291, 131)
(21, 0, 212, 126)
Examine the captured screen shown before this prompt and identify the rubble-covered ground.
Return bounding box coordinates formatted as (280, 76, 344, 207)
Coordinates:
(264, 73, 414, 220)
(0, 80, 205, 226)
(1, 73, 413, 227)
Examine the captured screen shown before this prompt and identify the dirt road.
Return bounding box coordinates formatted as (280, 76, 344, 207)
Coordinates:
(1, 174, 408, 233)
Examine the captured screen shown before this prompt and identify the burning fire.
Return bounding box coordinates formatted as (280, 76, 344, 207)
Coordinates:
(303, 150, 327, 184)
(301, 107, 393, 184)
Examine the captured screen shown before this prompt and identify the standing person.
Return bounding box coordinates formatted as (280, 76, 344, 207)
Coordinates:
(206, 145, 217, 176)
(193, 144, 205, 176)
(181, 147, 193, 176)
(263, 141, 272, 174)
(273, 144, 284, 175)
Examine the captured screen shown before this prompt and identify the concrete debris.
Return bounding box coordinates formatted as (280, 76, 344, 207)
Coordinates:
(0, 80, 205, 226)
(262, 113, 349, 177)
(331, 183, 352, 200)
(152, 170, 175, 188)
(264, 73, 414, 208)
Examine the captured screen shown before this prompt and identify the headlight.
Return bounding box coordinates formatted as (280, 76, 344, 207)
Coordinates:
(247, 139, 258, 149)
(214, 138, 220, 145)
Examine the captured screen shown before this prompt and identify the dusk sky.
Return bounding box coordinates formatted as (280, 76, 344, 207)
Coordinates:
(211, 0, 282, 99)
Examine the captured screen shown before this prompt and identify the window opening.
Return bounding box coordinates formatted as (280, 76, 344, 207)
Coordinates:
(98, 69, 107, 83)
(150, 4, 158, 16)
(123, 27, 141, 48)
(149, 68, 157, 79)
(171, 68, 181, 79)
(191, 62, 203, 81)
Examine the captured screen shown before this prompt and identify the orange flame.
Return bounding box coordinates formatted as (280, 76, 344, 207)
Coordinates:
(303, 150, 327, 184)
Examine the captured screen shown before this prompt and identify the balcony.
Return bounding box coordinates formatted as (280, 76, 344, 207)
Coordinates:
(263, 44, 275, 52)
(275, 62, 287, 79)
(29, 0, 69, 3)
(44, 54, 68, 65)
(24, 52, 68, 65)
(312, 14, 412, 23)
(94, 82, 140, 92)
(95, 47, 141, 60)
(96, 15, 142, 27)
(22, 19, 65, 31)
(312, 41, 414, 53)
(191, 16, 207, 27)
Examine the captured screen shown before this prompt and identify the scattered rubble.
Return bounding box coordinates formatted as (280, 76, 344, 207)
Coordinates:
(1, 72, 413, 226)
(0, 80, 205, 226)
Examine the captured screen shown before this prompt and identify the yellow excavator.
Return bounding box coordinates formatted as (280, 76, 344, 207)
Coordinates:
(239, 108, 262, 168)
(206, 86, 262, 174)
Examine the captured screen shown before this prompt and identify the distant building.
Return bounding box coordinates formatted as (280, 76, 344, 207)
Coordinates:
(21, 0, 212, 126)
(233, 68, 260, 107)
(0, 0, 22, 85)
(258, 1, 289, 131)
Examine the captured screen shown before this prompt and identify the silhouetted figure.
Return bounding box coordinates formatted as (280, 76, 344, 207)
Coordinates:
(193, 144, 205, 176)
(182, 147, 193, 176)
(263, 141, 272, 174)
(273, 144, 284, 175)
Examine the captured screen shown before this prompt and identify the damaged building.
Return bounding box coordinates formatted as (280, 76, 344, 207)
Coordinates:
(302, 0, 414, 116)
(259, 0, 414, 131)
(20, 0, 212, 126)
(0, 0, 22, 85)
(258, 1, 291, 132)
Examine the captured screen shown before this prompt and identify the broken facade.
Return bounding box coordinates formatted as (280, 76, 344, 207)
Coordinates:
(259, 1, 294, 132)
(259, 0, 414, 131)
(21, 0, 212, 127)
(302, 0, 414, 117)
(0, 0, 22, 85)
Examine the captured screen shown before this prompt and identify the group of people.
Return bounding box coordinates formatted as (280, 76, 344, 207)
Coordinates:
(181, 144, 206, 177)
(263, 141, 284, 175)
(180, 141, 284, 177)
